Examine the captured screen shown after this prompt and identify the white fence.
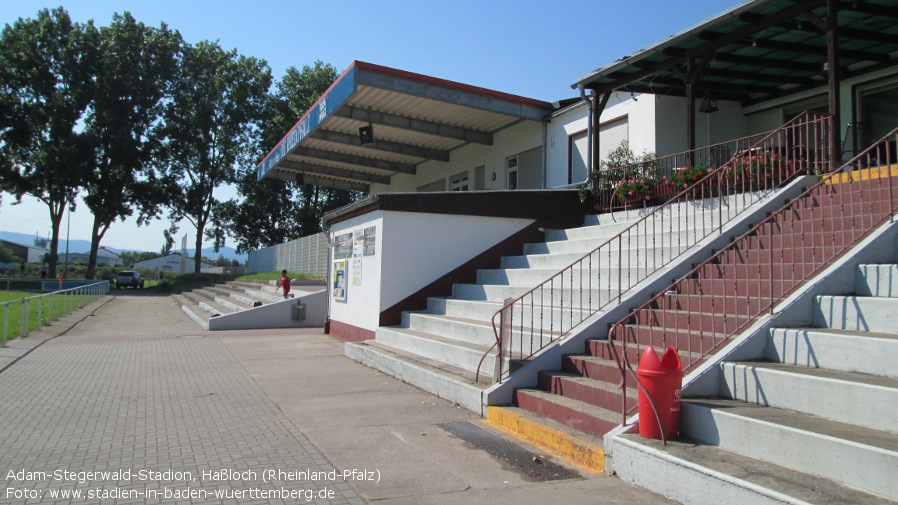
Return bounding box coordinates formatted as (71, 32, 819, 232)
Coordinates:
(2, 281, 109, 347)
(247, 233, 328, 276)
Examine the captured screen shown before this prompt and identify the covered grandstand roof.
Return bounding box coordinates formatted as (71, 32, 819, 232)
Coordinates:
(257, 61, 553, 192)
(573, 0, 898, 105)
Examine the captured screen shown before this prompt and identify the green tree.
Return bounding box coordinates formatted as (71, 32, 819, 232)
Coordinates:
(80, 13, 181, 279)
(158, 40, 271, 272)
(222, 61, 362, 252)
(0, 8, 96, 278)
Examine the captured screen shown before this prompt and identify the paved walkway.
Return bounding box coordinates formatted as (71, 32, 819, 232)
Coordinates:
(0, 290, 672, 505)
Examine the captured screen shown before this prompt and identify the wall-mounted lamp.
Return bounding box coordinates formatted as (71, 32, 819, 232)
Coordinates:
(359, 107, 375, 145)
(699, 95, 719, 113)
(359, 125, 374, 145)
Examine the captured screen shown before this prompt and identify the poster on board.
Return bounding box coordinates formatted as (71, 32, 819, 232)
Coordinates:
(351, 258, 362, 286)
(332, 260, 347, 302)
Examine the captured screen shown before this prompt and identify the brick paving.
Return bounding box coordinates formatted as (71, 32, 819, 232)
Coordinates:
(0, 292, 364, 504)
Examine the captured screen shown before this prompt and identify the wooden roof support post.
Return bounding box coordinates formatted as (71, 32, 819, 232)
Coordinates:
(591, 90, 613, 179)
(826, 0, 842, 164)
(674, 56, 712, 164)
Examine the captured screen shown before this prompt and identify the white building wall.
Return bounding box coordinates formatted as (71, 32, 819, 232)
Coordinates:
(654, 95, 748, 158)
(328, 211, 533, 336)
(328, 212, 384, 334)
(368, 121, 544, 194)
(545, 92, 656, 188)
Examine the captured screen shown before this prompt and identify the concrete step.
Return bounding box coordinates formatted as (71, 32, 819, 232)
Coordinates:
(452, 283, 619, 306)
(501, 247, 689, 270)
(546, 210, 724, 243)
(514, 388, 620, 438)
(476, 266, 654, 287)
(524, 228, 724, 255)
(611, 433, 896, 505)
(427, 297, 593, 328)
(680, 398, 898, 500)
(244, 288, 288, 303)
(374, 326, 497, 378)
(813, 294, 898, 332)
(720, 361, 898, 434)
(856, 264, 898, 297)
(402, 313, 496, 347)
(767, 327, 898, 379)
(171, 294, 209, 329)
(345, 340, 489, 413)
(538, 371, 636, 412)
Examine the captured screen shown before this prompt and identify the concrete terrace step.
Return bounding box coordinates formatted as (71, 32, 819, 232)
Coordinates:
(477, 266, 655, 287)
(857, 264, 898, 297)
(720, 360, 898, 434)
(344, 340, 489, 413)
(501, 247, 692, 270)
(613, 433, 896, 505)
(513, 388, 621, 438)
(374, 326, 497, 378)
(427, 296, 593, 328)
(524, 228, 726, 255)
(813, 294, 898, 332)
(538, 371, 636, 412)
(171, 294, 209, 329)
(767, 327, 898, 379)
(680, 398, 898, 500)
(452, 283, 620, 305)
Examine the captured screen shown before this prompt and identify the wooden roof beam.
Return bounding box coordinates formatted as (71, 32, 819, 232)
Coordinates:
(585, 0, 827, 93)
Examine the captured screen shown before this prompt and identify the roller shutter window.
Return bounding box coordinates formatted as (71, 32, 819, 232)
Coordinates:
(569, 130, 589, 184)
(598, 117, 629, 164)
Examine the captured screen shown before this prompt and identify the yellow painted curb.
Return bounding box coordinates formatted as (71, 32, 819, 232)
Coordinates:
(825, 164, 898, 185)
(483, 406, 605, 474)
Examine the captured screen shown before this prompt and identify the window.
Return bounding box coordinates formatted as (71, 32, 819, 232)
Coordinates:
(450, 171, 469, 191)
(569, 130, 589, 184)
(506, 157, 518, 190)
(416, 179, 446, 192)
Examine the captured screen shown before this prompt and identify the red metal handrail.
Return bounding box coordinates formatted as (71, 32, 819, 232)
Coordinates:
(591, 131, 779, 212)
(476, 111, 833, 382)
(609, 125, 898, 427)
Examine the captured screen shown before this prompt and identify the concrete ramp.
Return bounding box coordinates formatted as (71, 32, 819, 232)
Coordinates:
(207, 288, 327, 331)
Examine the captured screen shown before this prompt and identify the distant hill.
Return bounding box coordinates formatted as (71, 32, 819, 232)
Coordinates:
(0, 231, 247, 262)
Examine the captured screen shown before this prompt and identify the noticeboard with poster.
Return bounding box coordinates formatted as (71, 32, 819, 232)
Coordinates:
(334, 233, 353, 260)
(363, 226, 376, 256)
(332, 260, 347, 302)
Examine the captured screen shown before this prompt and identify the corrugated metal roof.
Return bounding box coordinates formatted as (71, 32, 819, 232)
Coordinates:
(258, 61, 552, 192)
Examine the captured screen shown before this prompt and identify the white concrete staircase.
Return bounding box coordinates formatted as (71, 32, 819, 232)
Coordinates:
(173, 280, 324, 329)
(611, 262, 898, 504)
(346, 202, 744, 413)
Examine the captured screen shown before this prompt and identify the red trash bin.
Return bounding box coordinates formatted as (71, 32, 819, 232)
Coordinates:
(637, 345, 683, 439)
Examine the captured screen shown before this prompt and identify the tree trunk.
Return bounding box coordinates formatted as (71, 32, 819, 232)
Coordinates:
(194, 229, 204, 273)
(85, 216, 108, 280)
(47, 205, 65, 279)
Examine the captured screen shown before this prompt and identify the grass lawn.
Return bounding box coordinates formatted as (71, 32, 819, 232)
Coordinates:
(1, 290, 95, 343)
(237, 272, 322, 282)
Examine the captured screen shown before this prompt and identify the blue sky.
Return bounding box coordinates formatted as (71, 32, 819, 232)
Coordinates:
(1, 0, 742, 252)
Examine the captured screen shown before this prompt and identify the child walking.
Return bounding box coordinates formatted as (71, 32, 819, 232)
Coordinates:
(276, 270, 292, 299)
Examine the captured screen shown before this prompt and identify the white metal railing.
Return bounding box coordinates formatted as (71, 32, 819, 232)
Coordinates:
(2, 281, 109, 347)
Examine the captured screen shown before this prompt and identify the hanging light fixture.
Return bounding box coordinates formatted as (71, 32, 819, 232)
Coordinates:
(359, 107, 375, 145)
(699, 94, 719, 113)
